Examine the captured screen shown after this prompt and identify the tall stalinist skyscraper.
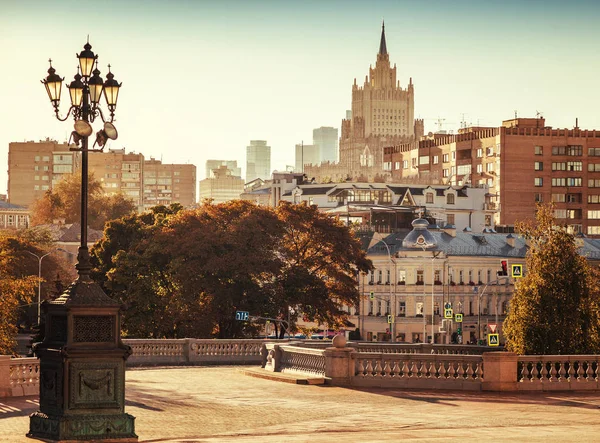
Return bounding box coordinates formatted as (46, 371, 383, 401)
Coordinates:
(305, 23, 423, 183)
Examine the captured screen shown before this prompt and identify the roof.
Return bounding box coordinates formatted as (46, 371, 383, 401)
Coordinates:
(379, 21, 387, 55)
(298, 186, 335, 196)
(33, 223, 103, 243)
(0, 201, 27, 210)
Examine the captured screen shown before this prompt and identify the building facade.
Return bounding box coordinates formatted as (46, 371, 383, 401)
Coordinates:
(205, 160, 241, 180)
(0, 201, 30, 229)
(384, 117, 600, 235)
(199, 165, 244, 204)
(246, 140, 271, 183)
(313, 126, 338, 163)
(8, 139, 79, 207)
(304, 23, 423, 183)
(295, 143, 319, 173)
(89, 149, 144, 211)
(143, 158, 196, 210)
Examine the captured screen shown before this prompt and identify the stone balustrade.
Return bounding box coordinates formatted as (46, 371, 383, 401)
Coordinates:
(517, 355, 600, 391)
(0, 356, 39, 398)
(353, 352, 483, 390)
(124, 338, 267, 366)
(2, 339, 600, 398)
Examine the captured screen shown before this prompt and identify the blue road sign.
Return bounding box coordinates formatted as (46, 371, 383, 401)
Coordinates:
(235, 311, 249, 321)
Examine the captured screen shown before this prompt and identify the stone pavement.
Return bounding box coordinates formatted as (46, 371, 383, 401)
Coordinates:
(1, 366, 600, 442)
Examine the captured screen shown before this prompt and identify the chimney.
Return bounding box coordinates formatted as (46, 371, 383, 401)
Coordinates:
(506, 233, 515, 248)
(442, 223, 456, 238)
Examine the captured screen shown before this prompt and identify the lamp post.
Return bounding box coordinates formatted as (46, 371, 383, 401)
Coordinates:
(28, 40, 136, 442)
(24, 250, 54, 325)
(371, 232, 395, 342)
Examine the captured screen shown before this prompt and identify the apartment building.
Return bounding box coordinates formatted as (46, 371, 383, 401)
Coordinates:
(89, 149, 144, 211)
(143, 157, 196, 210)
(8, 139, 79, 207)
(384, 117, 600, 235)
(199, 165, 244, 204)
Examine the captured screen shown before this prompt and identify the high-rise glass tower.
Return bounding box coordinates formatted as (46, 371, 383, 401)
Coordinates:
(246, 140, 271, 183)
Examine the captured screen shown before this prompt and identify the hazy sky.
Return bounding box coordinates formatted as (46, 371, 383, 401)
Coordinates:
(1, 0, 600, 195)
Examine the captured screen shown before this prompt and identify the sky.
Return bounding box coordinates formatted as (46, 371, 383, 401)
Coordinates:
(1, 0, 600, 195)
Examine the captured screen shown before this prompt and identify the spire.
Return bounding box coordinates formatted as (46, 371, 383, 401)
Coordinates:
(379, 20, 387, 55)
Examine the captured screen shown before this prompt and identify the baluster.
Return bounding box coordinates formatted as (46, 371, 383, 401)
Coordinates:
(409, 360, 418, 378)
(383, 361, 391, 377)
(584, 360, 591, 382)
(417, 361, 425, 378)
(449, 362, 456, 379)
(391, 360, 400, 377)
(437, 362, 445, 379)
(365, 360, 374, 377)
(566, 360, 574, 382)
(532, 362, 541, 382)
(546, 361, 554, 382)
(466, 362, 474, 380)
(400, 361, 409, 378)
(474, 362, 482, 380)
(558, 361, 566, 383)
(374, 360, 383, 377)
(519, 361, 528, 382)
(457, 361, 465, 379)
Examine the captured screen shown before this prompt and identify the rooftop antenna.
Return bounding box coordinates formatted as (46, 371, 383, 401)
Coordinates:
(435, 117, 446, 133)
(514, 110, 518, 119)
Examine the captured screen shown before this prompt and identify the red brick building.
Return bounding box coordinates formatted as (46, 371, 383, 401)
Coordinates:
(384, 118, 600, 235)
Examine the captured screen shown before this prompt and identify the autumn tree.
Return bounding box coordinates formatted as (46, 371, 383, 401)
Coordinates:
(0, 231, 74, 354)
(91, 201, 371, 339)
(30, 173, 136, 230)
(503, 204, 600, 354)
(270, 202, 372, 337)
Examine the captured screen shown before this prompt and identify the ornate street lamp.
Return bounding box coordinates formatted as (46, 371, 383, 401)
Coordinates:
(29, 40, 136, 442)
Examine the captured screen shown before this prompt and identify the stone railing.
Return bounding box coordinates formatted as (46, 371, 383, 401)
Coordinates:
(517, 355, 600, 391)
(353, 352, 483, 390)
(288, 341, 499, 355)
(124, 338, 268, 366)
(280, 345, 326, 376)
(0, 356, 39, 398)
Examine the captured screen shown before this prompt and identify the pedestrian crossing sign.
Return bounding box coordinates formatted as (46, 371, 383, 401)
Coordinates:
(455, 313, 463, 323)
(488, 333, 500, 346)
(444, 308, 453, 319)
(511, 264, 523, 278)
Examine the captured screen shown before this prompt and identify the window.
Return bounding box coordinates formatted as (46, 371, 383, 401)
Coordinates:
(446, 193, 455, 204)
(368, 301, 374, 315)
(567, 178, 582, 187)
(535, 193, 543, 202)
(476, 164, 483, 173)
(443, 169, 449, 178)
(566, 194, 581, 204)
(34, 156, 40, 161)
(486, 147, 494, 156)
(394, 161, 400, 170)
(588, 195, 600, 204)
(552, 146, 566, 155)
(590, 179, 600, 188)
(552, 162, 566, 171)
(443, 154, 449, 163)
(552, 178, 565, 187)
(534, 162, 543, 171)
(554, 209, 567, 219)
(447, 214, 455, 225)
(486, 163, 495, 173)
(34, 175, 40, 181)
(434, 302, 440, 316)
(42, 156, 50, 162)
(416, 270, 424, 283)
(485, 214, 492, 226)
(589, 148, 600, 157)
(535, 178, 543, 186)
(588, 210, 600, 219)
(419, 156, 429, 165)
(403, 160, 408, 169)
(452, 151, 456, 160)
(426, 192, 434, 204)
(433, 155, 439, 165)
(459, 270, 464, 284)
(552, 194, 566, 202)
(415, 302, 424, 316)
(434, 269, 441, 283)
(34, 185, 40, 190)
(397, 270, 406, 283)
(567, 162, 582, 171)
(588, 226, 600, 235)
(476, 148, 483, 158)
(457, 164, 471, 175)
(589, 164, 600, 172)
(567, 145, 583, 156)
(534, 146, 543, 155)
(398, 301, 406, 317)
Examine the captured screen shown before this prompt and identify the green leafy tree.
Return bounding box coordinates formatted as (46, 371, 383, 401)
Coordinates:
(503, 204, 600, 354)
(30, 173, 136, 230)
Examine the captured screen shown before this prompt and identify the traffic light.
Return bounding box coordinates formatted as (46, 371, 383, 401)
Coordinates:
(387, 315, 393, 324)
(498, 260, 508, 276)
(369, 291, 375, 300)
(457, 327, 462, 335)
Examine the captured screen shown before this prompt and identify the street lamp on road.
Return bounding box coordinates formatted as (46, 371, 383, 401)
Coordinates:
(24, 250, 54, 325)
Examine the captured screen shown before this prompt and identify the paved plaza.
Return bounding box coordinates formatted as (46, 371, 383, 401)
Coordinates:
(1, 366, 600, 442)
